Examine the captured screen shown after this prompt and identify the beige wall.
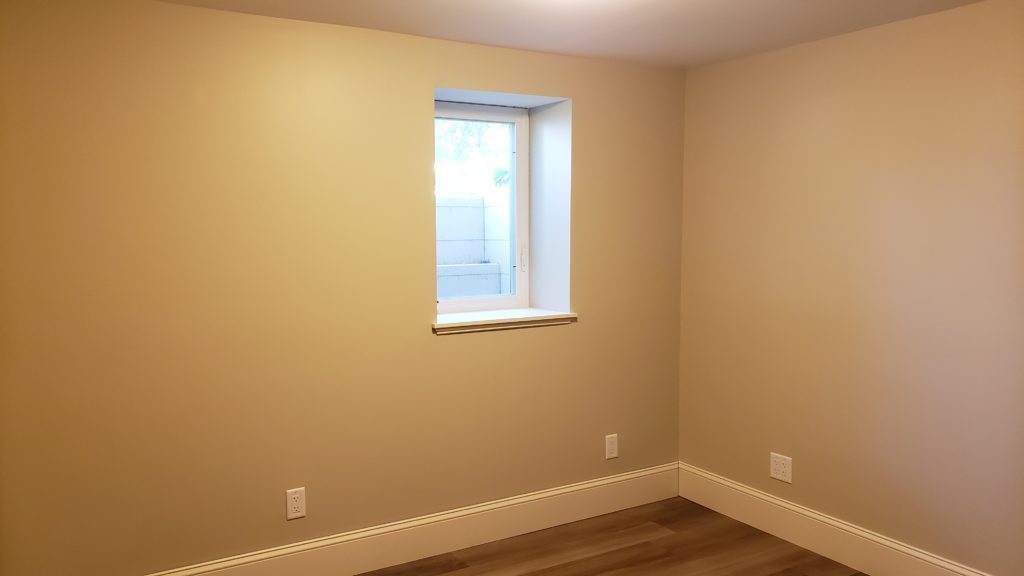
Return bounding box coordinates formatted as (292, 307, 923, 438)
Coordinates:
(5, 0, 1021, 574)
(680, 1, 1024, 574)
(0, 2, 684, 574)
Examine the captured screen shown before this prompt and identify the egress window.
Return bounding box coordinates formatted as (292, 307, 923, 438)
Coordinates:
(435, 102, 529, 313)
(432, 88, 575, 335)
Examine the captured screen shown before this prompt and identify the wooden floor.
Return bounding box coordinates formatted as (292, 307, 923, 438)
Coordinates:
(358, 497, 865, 576)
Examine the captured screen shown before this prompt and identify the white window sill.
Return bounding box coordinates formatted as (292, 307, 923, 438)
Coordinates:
(433, 308, 578, 335)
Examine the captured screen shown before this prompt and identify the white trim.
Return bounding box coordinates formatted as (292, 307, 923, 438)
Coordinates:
(435, 101, 530, 314)
(677, 462, 993, 576)
(527, 100, 572, 312)
(146, 463, 678, 576)
(434, 308, 577, 335)
(435, 100, 529, 122)
(435, 87, 567, 109)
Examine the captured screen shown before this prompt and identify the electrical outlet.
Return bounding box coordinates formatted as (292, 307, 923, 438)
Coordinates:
(286, 487, 306, 520)
(769, 452, 792, 483)
(605, 434, 619, 459)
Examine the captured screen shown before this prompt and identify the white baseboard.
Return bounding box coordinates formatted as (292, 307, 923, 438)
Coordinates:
(147, 463, 679, 576)
(677, 462, 992, 576)
(148, 460, 991, 576)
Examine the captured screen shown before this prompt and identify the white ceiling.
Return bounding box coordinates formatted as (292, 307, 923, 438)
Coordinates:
(165, 0, 980, 68)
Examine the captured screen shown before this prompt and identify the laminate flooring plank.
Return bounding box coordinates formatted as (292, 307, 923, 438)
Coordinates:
(447, 522, 675, 576)
(651, 531, 810, 575)
(516, 542, 673, 576)
(764, 554, 862, 576)
(357, 553, 468, 576)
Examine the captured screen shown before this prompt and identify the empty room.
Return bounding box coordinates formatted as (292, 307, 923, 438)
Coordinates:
(1, 1, 1021, 575)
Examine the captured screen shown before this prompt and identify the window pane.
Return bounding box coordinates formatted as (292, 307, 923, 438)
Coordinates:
(435, 117, 516, 300)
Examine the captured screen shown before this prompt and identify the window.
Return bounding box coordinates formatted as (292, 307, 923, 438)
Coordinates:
(433, 88, 575, 335)
(435, 102, 529, 313)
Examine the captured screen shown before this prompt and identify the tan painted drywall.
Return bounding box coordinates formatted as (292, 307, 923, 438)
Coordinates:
(680, 1, 1024, 574)
(0, 1, 685, 574)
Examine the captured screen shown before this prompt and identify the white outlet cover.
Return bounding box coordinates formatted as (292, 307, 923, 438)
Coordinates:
(605, 434, 619, 459)
(286, 487, 306, 520)
(770, 452, 792, 483)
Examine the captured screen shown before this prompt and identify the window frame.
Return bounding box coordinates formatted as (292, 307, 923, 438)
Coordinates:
(434, 101, 530, 314)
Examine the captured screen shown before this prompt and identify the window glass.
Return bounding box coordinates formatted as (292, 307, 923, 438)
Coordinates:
(434, 117, 516, 300)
